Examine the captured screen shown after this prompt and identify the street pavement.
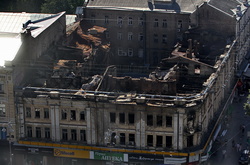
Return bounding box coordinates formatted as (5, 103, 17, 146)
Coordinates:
(206, 94, 250, 165)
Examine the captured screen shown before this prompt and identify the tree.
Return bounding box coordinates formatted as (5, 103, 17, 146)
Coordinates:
(41, 0, 83, 14)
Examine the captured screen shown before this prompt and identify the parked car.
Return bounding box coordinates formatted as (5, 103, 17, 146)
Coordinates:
(239, 149, 250, 164)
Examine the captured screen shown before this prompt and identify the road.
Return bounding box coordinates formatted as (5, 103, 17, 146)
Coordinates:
(206, 94, 250, 165)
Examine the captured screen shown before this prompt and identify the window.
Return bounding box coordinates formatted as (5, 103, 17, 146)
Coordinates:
(70, 110, 76, 120)
(62, 110, 67, 120)
(45, 128, 50, 139)
(177, 20, 182, 28)
(105, 31, 110, 38)
(166, 116, 172, 127)
(36, 127, 41, 138)
(128, 113, 134, 124)
(154, 19, 159, 27)
(162, 34, 167, 43)
(110, 112, 116, 123)
(0, 84, 3, 92)
(117, 32, 122, 40)
(27, 126, 32, 137)
(71, 129, 77, 141)
(166, 136, 172, 148)
(117, 16, 123, 25)
(195, 65, 201, 74)
(128, 17, 133, 25)
(128, 32, 133, 40)
(120, 133, 125, 145)
(147, 135, 153, 146)
(44, 108, 49, 119)
(157, 116, 162, 126)
(118, 48, 123, 56)
(0, 104, 6, 117)
(138, 33, 143, 41)
(138, 17, 144, 26)
(129, 134, 135, 145)
(35, 108, 40, 118)
(147, 115, 153, 126)
(104, 16, 109, 24)
(128, 48, 133, 57)
(111, 132, 117, 145)
(91, 14, 95, 23)
(156, 135, 163, 147)
(80, 130, 87, 142)
(162, 19, 167, 28)
(80, 111, 85, 121)
(138, 49, 143, 58)
(62, 129, 68, 140)
(119, 113, 125, 124)
(0, 127, 7, 140)
(154, 34, 158, 43)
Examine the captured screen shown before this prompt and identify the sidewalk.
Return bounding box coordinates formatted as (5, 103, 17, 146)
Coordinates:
(206, 95, 250, 164)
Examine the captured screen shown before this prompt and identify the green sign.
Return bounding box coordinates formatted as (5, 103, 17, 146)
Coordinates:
(94, 152, 124, 162)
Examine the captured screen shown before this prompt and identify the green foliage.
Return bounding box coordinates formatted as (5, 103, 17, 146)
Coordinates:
(41, 0, 83, 14)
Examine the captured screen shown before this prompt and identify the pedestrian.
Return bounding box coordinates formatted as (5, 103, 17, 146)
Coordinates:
(222, 149, 226, 158)
(236, 143, 240, 152)
(239, 143, 242, 152)
(232, 139, 235, 148)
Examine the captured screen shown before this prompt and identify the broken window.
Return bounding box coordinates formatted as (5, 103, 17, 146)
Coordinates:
(154, 18, 159, 27)
(129, 134, 135, 145)
(128, 32, 133, 40)
(117, 16, 123, 25)
(166, 116, 172, 127)
(162, 34, 167, 43)
(195, 65, 201, 74)
(80, 130, 87, 142)
(128, 48, 133, 57)
(138, 17, 144, 26)
(162, 19, 167, 28)
(157, 115, 162, 127)
(104, 16, 109, 24)
(138, 33, 143, 41)
(120, 133, 125, 145)
(119, 113, 125, 124)
(128, 113, 135, 124)
(166, 136, 172, 148)
(147, 135, 153, 146)
(62, 129, 68, 140)
(71, 129, 77, 141)
(70, 110, 76, 120)
(156, 135, 163, 147)
(110, 112, 116, 123)
(44, 108, 49, 118)
(36, 127, 41, 138)
(27, 126, 32, 137)
(45, 128, 50, 139)
(128, 17, 133, 25)
(111, 132, 117, 145)
(147, 115, 153, 126)
(26, 107, 31, 118)
(80, 111, 85, 121)
(62, 110, 67, 120)
(35, 108, 40, 118)
(187, 135, 194, 147)
(0, 104, 6, 117)
(154, 34, 158, 43)
(117, 32, 122, 40)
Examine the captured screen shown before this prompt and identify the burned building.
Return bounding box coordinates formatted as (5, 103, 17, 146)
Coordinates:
(1, 1, 250, 165)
